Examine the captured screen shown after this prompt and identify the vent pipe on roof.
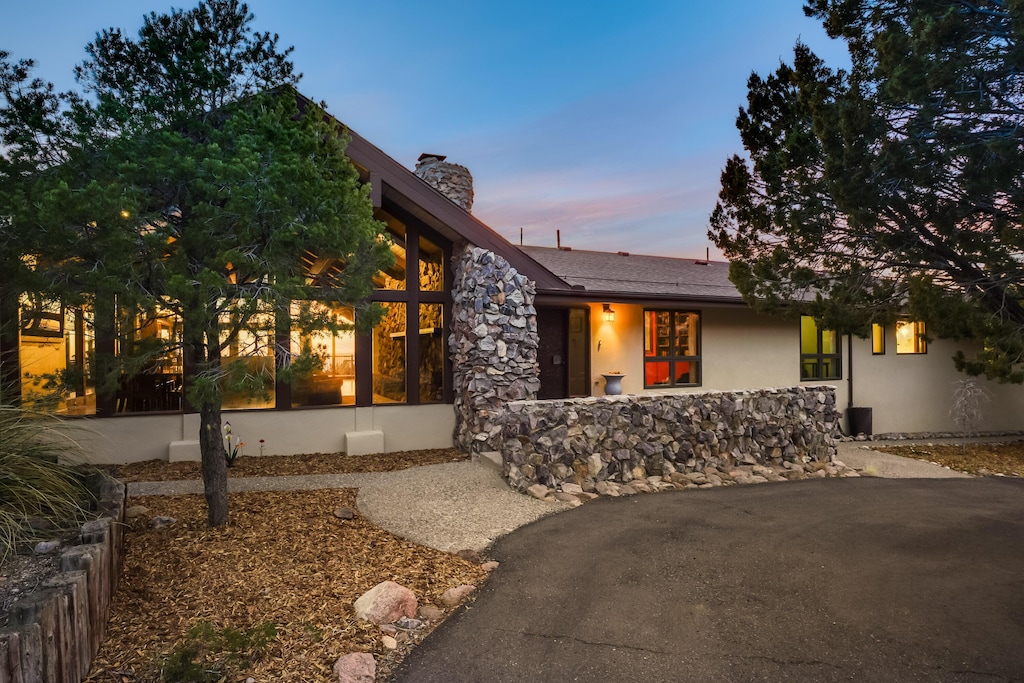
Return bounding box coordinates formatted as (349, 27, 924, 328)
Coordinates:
(414, 153, 474, 212)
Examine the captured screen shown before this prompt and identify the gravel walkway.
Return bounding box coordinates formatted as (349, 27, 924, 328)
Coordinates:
(837, 440, 973, 478)
(127, 441, 981, 554)
(128, 459, 569, 553)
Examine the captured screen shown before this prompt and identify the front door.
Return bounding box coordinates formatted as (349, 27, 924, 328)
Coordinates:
(537, 307, 589, 399)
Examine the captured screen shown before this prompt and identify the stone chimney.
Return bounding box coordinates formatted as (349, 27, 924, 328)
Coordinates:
(414, 153, 474, 212)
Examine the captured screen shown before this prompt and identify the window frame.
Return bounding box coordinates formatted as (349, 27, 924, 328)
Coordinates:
(871, 323, 885, 355)
(799, 316, 842, 381)
(643, 309, 702, 389)
(895, 320, 927, 355)
(362, 213, 452, 407)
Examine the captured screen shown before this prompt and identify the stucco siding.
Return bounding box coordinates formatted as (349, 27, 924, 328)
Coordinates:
(849, 331, 1024, 434)
(586, 303, 1022, 435)
(76, 404, 454, 464)
(589, 304, 809, 398)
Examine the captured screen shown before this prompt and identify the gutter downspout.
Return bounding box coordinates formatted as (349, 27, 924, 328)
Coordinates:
(847, 333, 854, 409)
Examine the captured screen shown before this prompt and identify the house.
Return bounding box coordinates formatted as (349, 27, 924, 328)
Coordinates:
(7, 113, 1022, 464)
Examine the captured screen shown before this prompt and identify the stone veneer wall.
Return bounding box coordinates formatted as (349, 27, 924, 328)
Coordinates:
(414, 155, 474, 211)
(449, 245, 540, 452)
(499, 387, 841, 490)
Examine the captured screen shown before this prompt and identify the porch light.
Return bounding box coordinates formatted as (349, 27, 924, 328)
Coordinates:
(603, 303, 615, 322)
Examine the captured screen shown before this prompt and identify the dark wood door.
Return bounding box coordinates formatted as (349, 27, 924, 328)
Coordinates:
(536, 307, 568, 399)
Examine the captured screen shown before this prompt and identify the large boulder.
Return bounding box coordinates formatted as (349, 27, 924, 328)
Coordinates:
(333, 653, 375, 683)
(353, 580, 418, 625)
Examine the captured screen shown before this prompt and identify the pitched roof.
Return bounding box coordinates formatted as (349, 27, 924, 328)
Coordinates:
(299, 93, 741, 302)
(519, 246, 743, 303)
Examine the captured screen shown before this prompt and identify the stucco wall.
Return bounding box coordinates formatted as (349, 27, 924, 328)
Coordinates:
(589, 304, 803, 397)
(848, 332, 1024, 435)
(75, 404, 454, 464)
(584, 302, 1023, 436)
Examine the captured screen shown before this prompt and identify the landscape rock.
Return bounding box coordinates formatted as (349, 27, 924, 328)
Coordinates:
(418, 605, 445, 621)
(354, 581, 418, 625)
(526, 483, 550, 500)
(151, 516, 176, 529)
(455, 548, 482, 564)
(395, 616, 424, 630)
(333, 507, 355, 520)
(552, 491, 582, 505)
(481, 561, 500, 571)
(381, 635, 398, 650)
(333, 653, 375, 683)
(441, 584, 476, 607)
(125, 505, 149, 519)
(33, 540, 60, 554)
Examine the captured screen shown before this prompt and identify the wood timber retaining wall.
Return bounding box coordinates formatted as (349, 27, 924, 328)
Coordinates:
(0, 475, 126, 683)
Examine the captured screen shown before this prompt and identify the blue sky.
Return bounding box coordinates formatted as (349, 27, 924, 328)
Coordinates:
(1, 1, 850, 258)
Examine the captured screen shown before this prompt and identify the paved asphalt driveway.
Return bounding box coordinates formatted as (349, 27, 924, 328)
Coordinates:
(394, 478, 1024, 682)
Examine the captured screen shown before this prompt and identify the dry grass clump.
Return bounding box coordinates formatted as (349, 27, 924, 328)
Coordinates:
(0, 406, 95, 560)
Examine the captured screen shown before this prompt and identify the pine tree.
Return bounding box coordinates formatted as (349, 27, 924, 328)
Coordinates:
(0, 1, 392, 525)
(711, 0, 1024, 383)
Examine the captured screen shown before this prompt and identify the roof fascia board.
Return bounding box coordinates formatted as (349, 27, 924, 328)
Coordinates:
(534, 291, 751, 309)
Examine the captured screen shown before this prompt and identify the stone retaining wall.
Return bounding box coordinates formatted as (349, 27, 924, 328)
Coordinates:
(0, 474, 126, 682)
(499, 387, 841, 490)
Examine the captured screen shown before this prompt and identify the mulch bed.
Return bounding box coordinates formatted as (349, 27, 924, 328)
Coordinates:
(109, 448, 469, 482)
(872, 441, 1024, 477)
(85, 487, 488, 682)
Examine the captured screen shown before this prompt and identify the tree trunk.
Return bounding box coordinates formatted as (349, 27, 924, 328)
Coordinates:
(197, 329, 228, 527)
(199, 399, 228, 526)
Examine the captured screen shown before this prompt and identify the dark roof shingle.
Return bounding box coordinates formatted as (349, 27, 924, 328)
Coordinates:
(519, 246, 742, 302)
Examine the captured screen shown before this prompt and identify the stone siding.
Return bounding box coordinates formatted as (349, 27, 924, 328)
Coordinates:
(499, 387, 841, 490)
(414, 154, 474, 212)
(449, 246, 540, 452)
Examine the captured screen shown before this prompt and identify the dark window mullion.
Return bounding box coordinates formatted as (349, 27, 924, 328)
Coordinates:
(441, 240, 454, 404)
(406, 225, 420, 405)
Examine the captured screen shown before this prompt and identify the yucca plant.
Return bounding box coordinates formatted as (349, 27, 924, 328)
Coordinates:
(0, 405, 96, 561)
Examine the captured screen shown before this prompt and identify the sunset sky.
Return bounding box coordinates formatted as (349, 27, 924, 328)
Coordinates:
(1, 1, 850, 258)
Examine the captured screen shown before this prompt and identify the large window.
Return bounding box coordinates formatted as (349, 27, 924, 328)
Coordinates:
(18, 298, 96, 414)
(372, 302, 407, 403)
(290, 302, 355, 407)
(117, 304, 184, 413)
(644, 310, 701, 387)
(800, 316, 841, 380)
(418, 303, 444, 403)
(8, 213, 451, 414)
(896, 320, 927, 354)
(218, 303, 275, 410)
(367, 220, 449, 405)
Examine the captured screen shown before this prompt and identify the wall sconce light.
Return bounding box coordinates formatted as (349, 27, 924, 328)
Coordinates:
(603, 303, 616, 322)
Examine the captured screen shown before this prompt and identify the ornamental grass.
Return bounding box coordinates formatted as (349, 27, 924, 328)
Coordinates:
(0, 405, 95, 560)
